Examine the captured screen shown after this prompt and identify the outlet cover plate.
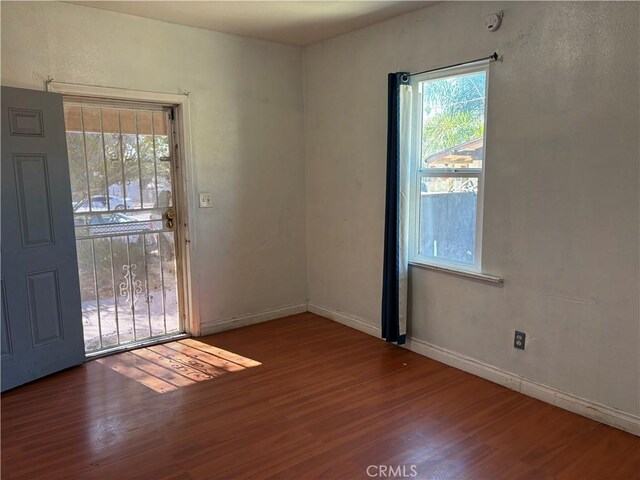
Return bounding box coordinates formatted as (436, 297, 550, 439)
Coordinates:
(514, 331, 526, 350)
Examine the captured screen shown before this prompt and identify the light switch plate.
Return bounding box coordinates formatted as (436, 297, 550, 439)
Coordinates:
(199, 192, 213, 208)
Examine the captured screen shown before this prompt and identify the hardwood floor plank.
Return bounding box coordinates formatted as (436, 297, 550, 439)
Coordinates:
(2, 313, 638, 479)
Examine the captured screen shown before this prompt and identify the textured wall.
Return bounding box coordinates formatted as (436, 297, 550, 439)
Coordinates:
(304, 1, 640, 415)
(1, 1, 308, 329)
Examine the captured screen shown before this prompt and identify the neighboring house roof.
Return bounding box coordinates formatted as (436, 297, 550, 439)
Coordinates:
(424, 137, 484, 166)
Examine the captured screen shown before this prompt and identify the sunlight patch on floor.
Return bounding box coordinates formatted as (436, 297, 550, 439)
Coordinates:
(95, 338, 261, 393)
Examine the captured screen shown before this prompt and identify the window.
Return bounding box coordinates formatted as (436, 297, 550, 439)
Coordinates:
(409, 63, 489, 272)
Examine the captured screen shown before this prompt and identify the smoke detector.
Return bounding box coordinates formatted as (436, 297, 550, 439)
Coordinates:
(485, 11, 503, 32)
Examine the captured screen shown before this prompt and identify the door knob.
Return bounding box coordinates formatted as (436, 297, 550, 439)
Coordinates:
(164, 209, 175, 229)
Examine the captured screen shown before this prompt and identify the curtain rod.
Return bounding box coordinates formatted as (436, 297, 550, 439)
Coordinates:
(404, 52, 499, 81)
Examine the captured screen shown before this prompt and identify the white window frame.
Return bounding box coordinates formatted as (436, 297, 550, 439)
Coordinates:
(408, 62, 490, 274)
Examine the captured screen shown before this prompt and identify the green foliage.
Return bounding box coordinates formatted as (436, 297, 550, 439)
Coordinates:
(421, 72, 486, 158)
(423, 112, 484, 157)
(66, 132, 171, 205)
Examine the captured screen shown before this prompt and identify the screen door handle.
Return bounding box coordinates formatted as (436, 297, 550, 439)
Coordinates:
(164, 209, 175, 229)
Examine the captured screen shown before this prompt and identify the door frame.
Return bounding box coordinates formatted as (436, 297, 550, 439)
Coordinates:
(47, 81, 200, 337)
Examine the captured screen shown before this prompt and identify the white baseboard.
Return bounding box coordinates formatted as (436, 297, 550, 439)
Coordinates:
(307, 302, 380, 337)
(307, 301, 640, 436)
(199, 303, 307, 336)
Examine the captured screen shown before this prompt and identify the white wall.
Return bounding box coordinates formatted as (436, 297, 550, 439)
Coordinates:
(304, 1, 640, 417)
(1, 1, 308, 330)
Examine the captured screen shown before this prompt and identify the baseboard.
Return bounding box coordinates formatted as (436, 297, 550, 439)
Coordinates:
(405, 336, 640, 436)
(307, 301, 640, 436)
(199, 303, 308, 336)
(307, 302, 380, 337)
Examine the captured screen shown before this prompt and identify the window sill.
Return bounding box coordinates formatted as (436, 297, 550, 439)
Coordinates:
(409, 261, 503, 284)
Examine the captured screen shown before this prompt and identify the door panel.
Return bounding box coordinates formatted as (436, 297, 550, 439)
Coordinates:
(1, 280, 12, 358)
(26, 269, 64, 346)
(8, 108, 45, 136)
(14, 153, 55, 246)
(1, 87, 85, 391)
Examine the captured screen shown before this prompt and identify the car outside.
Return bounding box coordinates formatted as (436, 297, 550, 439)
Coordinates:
(74, 195, 133, 212)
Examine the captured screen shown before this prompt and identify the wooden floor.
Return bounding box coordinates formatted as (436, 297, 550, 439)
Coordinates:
(2, 313, 638, 479)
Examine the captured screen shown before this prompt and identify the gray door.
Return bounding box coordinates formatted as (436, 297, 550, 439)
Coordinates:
(1, 86, 85, 391)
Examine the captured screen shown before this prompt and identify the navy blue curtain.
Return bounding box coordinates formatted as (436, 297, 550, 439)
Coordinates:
(381, 73, 408, 345)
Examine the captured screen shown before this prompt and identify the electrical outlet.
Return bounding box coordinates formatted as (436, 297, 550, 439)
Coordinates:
(514, 331, 526, 350)
(199, 192, 213, 208)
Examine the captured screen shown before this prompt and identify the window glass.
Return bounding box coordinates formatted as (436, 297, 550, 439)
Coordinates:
(411, 66, 488, 271)
(418, 176, 478, 265)
(421, 71, 486, 170)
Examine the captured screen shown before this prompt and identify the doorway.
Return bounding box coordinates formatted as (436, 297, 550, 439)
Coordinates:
(63, 102, 186, 355)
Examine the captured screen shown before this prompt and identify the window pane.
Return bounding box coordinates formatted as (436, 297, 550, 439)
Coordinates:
(64, 106, 89, 209)
(421, 71, 486, 169)
(418, 176, 478, 265)
(83, 108, 108, 211)
(102, 108, 126, 210)
(120, 109, 141, 210)
(136, 111, 159, 209)
(153, 111, 173, 208)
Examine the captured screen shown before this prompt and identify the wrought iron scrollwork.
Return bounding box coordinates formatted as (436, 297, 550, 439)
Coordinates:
(119, 264, 144, 306)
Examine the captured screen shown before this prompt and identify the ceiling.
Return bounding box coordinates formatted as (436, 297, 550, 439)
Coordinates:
(69, 1, 436, 46)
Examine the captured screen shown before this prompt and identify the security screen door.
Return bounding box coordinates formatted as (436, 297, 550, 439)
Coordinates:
(63, 103, 184, 355)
